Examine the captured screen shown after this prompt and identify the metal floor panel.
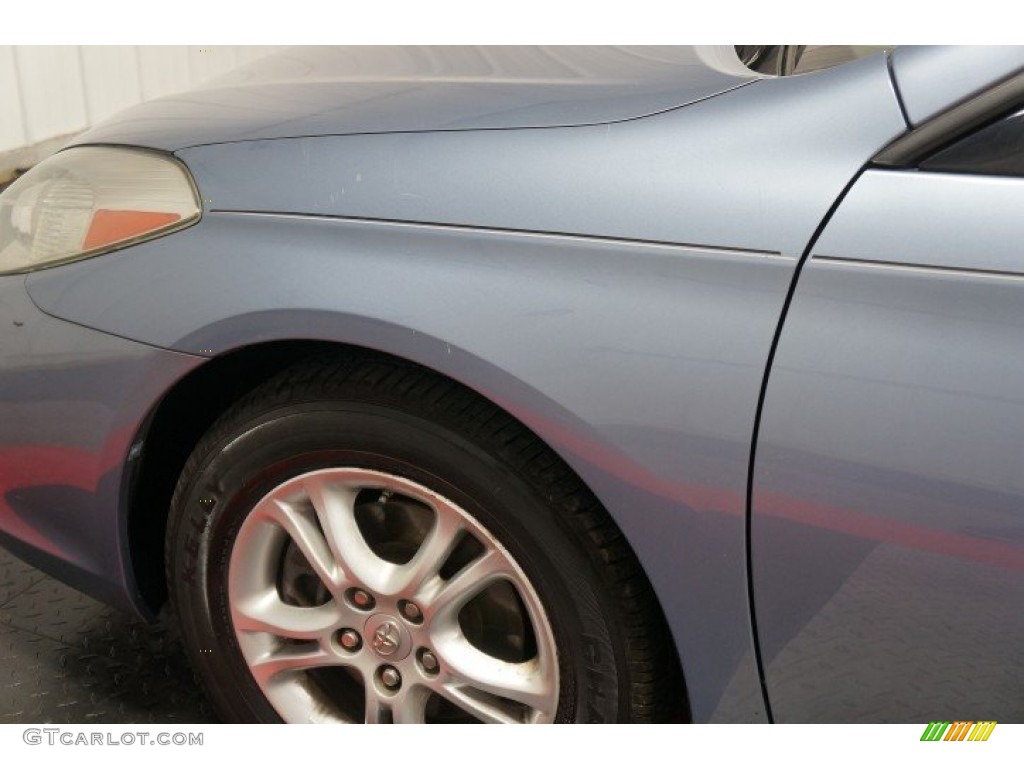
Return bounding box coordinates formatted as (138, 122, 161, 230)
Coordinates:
(0, 546, 215, 723)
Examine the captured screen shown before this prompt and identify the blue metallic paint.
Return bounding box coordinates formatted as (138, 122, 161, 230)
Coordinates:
(70, 46, 753, 151)
(815, 169, 1024, 274)
(754, 260, 1024, 722)
(3, 45, 1023, 722)
(754, 166, 1024, 721)
(28, 214, 794, 721)
(170, 54, 902, 258)
(0, 275, 203, 612)
(23, 53, 908, 721)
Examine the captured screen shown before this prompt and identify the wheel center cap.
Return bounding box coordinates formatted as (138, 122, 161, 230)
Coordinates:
(365, 614, 412, 661)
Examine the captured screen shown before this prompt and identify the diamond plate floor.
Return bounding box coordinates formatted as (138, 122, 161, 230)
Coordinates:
(0, 545, 216, 723)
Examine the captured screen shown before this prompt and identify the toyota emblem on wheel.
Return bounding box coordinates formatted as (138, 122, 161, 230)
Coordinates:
(372, 621, 401, 656)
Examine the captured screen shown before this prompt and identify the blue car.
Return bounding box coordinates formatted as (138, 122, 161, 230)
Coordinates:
(1, 45, 1023, 724)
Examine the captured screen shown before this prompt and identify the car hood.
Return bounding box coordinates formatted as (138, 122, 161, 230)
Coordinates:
(70, 46, 755, 151)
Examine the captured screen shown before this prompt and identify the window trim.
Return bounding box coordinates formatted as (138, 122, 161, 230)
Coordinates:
(873, 68, 1024, 168)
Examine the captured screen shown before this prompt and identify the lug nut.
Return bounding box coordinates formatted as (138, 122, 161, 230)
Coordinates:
(350, 589, 375, 610)
(380, 666, 402, 690)
(400, 600, 422, 623)
(338, 629, 361, 651)
(419, 649, 439, 674)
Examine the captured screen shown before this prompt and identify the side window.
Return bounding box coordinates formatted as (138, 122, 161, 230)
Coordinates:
(919, 108, 1024, 177)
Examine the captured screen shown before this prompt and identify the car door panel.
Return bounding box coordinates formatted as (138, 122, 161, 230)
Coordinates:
(814, 170, 1024, 273)
(753, 167, 1024, 722)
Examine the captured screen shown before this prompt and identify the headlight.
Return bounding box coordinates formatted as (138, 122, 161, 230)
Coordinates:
(0, 146, 201, 275)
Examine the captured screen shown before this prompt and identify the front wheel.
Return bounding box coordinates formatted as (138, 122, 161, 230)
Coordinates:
(166, 355, 678, 723)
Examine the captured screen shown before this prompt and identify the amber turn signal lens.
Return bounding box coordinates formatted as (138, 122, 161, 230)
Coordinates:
(83, 210, 182, 251)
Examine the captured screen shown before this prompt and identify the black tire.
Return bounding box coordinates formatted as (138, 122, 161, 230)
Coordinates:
(166, 353, 679, 723)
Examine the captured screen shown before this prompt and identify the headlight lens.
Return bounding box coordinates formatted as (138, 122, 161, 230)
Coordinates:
(0, 146, 200, 275)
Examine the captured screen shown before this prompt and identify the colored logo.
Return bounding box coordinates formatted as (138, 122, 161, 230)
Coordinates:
(920, 721, 997, 742)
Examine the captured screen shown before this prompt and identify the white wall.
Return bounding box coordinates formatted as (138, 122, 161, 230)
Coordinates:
(0, 46, 284, 166)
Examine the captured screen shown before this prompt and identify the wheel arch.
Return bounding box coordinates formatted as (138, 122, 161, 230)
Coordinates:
(125, 336, 688, 717)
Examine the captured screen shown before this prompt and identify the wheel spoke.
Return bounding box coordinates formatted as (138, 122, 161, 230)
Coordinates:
(434, 636, 555, 715)
(390, 510, 465, 596)
(304, 476, 396, 593)
(390, 685, 431, 724)
(424, 549, 512, 622)
(434, 685, 525, 724)
(364, 689, 390, 724)
(233, 591, 342, 640)
(257, 498, 341, 592)
(249, 645, 336, 687)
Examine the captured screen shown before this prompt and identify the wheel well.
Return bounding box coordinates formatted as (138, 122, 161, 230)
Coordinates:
(128, 340, 342, 609)
(127, 340, 687, 719)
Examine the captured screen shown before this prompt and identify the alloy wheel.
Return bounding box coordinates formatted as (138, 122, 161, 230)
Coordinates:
(227, 467, 559, 723)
